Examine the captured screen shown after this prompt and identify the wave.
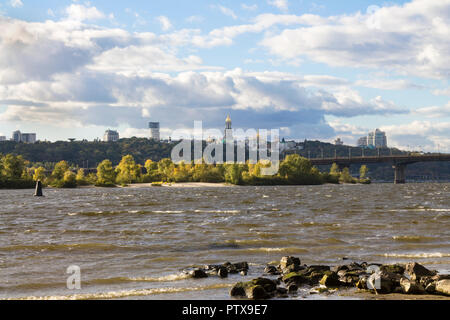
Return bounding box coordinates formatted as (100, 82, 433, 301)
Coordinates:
(194, 209, 241, 214)
(392, 236, 435, 242)
(0, 243, 131, 252)
(382, 252, 450, 258)
(3, 283, 233, 300)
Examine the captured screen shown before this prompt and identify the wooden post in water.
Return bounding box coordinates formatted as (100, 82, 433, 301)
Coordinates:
(34, 180, 43, 197)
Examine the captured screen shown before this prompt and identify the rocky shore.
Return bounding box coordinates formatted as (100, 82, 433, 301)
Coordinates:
(183, 257, 450, 300)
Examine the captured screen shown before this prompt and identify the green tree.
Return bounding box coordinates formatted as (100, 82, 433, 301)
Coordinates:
(76, 169, 89, 186)
(360, 165, 369, 180)
(33, 167, 46, 182)
(279, 154, 321, 184)
(1, 154, 25, 179)
(340, 167, 354, 183)
(224, 164, 243, 185)
(116, 155, 141, 185)
(330, 163, 340, 176)
(52, 161, 70, 180)
(63, 171, 77, 188)
(96, 160, 116, 187)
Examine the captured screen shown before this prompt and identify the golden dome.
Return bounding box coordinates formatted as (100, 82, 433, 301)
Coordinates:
(226, 115, 232, 122)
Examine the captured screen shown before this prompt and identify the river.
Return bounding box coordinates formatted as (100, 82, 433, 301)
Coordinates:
(0, 183, 449, 300)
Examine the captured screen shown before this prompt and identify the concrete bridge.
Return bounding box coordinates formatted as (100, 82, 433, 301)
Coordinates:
(308, 154, 450, 184)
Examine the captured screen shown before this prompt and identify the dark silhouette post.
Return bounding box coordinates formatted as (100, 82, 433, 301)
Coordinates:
(34, 180, 43, 197)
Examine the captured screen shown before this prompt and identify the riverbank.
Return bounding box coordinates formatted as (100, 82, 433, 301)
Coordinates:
(125, 182, 232, 188)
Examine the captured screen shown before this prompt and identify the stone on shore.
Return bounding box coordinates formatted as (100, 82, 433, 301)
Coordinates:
(189, 269, 208, 279)
(405, 262, 436, 281)
(230, 278, 278, 300)
(400, 278, 425, 294)
(264, 265, 280, 275)
(280, 256, 301, 273)
(435, 280, 450, 296)
(319, 272, 342, 287)
(380, 264, 405, 275)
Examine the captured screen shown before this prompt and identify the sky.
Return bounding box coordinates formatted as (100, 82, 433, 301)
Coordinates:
(0, 0, 449, 152)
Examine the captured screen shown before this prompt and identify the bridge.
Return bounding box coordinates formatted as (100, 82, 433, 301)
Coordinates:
(308, 154, 450, 184)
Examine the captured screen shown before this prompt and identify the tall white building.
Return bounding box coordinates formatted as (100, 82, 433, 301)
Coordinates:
(149, 122, 160, 141)
(358, 129, 387, 148)
(224, 115, 233, 143)
(103, 130, 119, 142)
(12, 130, 36, 143)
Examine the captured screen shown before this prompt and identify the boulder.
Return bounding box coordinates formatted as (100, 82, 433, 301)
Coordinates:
(280, 256, 301, 273)
(425, 282, 436, 294)
(405, 262, 436, 281)
(218, 266, 228, 278)
(230, 283, 246, 297)
(264, 265, 280, 275)
(245, 285, 268, 300)
(319, 272, 342, 287)
(380, 264, 405, 275)
(189, 269, 208, 279)
(287, 283, 298, 293)
(282, 272, 310, 286)
(435, 280, 450, 296)
(367, 272, 394, 294)
(276, 287, 288, 297)
(400, 278, 425, 294)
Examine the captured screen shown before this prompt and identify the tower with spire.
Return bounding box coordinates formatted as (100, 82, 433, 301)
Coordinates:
(224, 115, 233, 143)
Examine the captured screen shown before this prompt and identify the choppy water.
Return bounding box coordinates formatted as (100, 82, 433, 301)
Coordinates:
(0, 183, 449, 300)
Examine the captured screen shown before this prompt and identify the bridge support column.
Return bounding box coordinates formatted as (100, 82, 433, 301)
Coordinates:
(393, 164, 406, 184)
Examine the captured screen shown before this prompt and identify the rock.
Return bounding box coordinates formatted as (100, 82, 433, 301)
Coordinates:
(264, 265, 280, 275)
(282, 272, 310, 286)
(223, 261, 249, 274)
(319, 272, 342, 287)
(380, 264, 405, 275)
(240, 270, 248, 276)
(435, 279, 450, 296)
(400, 278, 425, 294)
(234, 262, 249, 272)
(340, 274, 361, 286)
(288, 283, 298, 293)
(367, 272, 394, 294)
(332, 265, 349, 273)
(425, 282, 436, 294)
(189, 269, 208, 279)
(393, 286, 403, 294)
(251, 278, 277, 293)
(276, 287, 288, 297)
(230, 283, 246, 297)
(405, 262, 436, 281)
(280, 256, 301, 273)
(245, 285, 268, 300)
(356, 277, 368, 290)
(218, 266, 228, 278)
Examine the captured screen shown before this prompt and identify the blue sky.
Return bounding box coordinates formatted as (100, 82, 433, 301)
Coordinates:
(0, 0, 449, 151)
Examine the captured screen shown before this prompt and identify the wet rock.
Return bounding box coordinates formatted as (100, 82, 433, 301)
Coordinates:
(218, 266, 228, 278)
(367, 272, 394, 294)
(230, 278, 277, 300)
(234, 262, 249, 272)
(340, 274, 361, 286)
(282, 272, 310, 286)
(405, 262, 436, 281)
(280, 256, 301, 273)
(276, 287, 289, 297)
(380, 264, 405, 275)
(240, 270, 248, 276)
(224, 261, 249, 274)
(189, 269, 208, 279)
(287, 283, 298, 293)
(230, 283, 246, 297)
(246, 285, 268, 300)
(264, 265, 280, 275)
(356, 277, 368, 290)
(435, 280, 450, 296)
(319, 272, 342, 287)
(425, 282, 436, 294)
(332, 265, 349, 273)
(400, 278, 425, 294)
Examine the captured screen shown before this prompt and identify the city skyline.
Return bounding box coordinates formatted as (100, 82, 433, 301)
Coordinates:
(0, 0, 449, 152)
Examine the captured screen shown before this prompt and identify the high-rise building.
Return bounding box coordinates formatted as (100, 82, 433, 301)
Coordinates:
(358, 129, 387, 148)
(103, 130, 119, 142)
(149, 122, 160, 141)
(357, 136, 368, 147)
(0, 136, 6, 142)
(334, 138, 344, 146)
(224, 115, 233, 143)
(12, 130, 37, 143)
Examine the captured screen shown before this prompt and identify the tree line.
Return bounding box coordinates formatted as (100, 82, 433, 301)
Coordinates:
(1, 153, 370, 189)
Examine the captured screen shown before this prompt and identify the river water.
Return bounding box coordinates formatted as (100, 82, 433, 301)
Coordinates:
(1, 183, 449, 300)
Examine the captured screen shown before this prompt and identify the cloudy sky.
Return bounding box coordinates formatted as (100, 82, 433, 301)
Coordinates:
(0, 0, 449, 151)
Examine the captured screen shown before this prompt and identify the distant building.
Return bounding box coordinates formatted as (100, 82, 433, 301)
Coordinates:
(149, 122, 161, 141)
(12, 130, 37, 143)
(224, 115, 233, 143)
(334, 138, 344, 146)
(103, 130, 119, 142)
(358, 129, 387, 148)
(280, 138, 304, 152)
(0, 136, 6, 141)
(357, 136, 368, 148)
